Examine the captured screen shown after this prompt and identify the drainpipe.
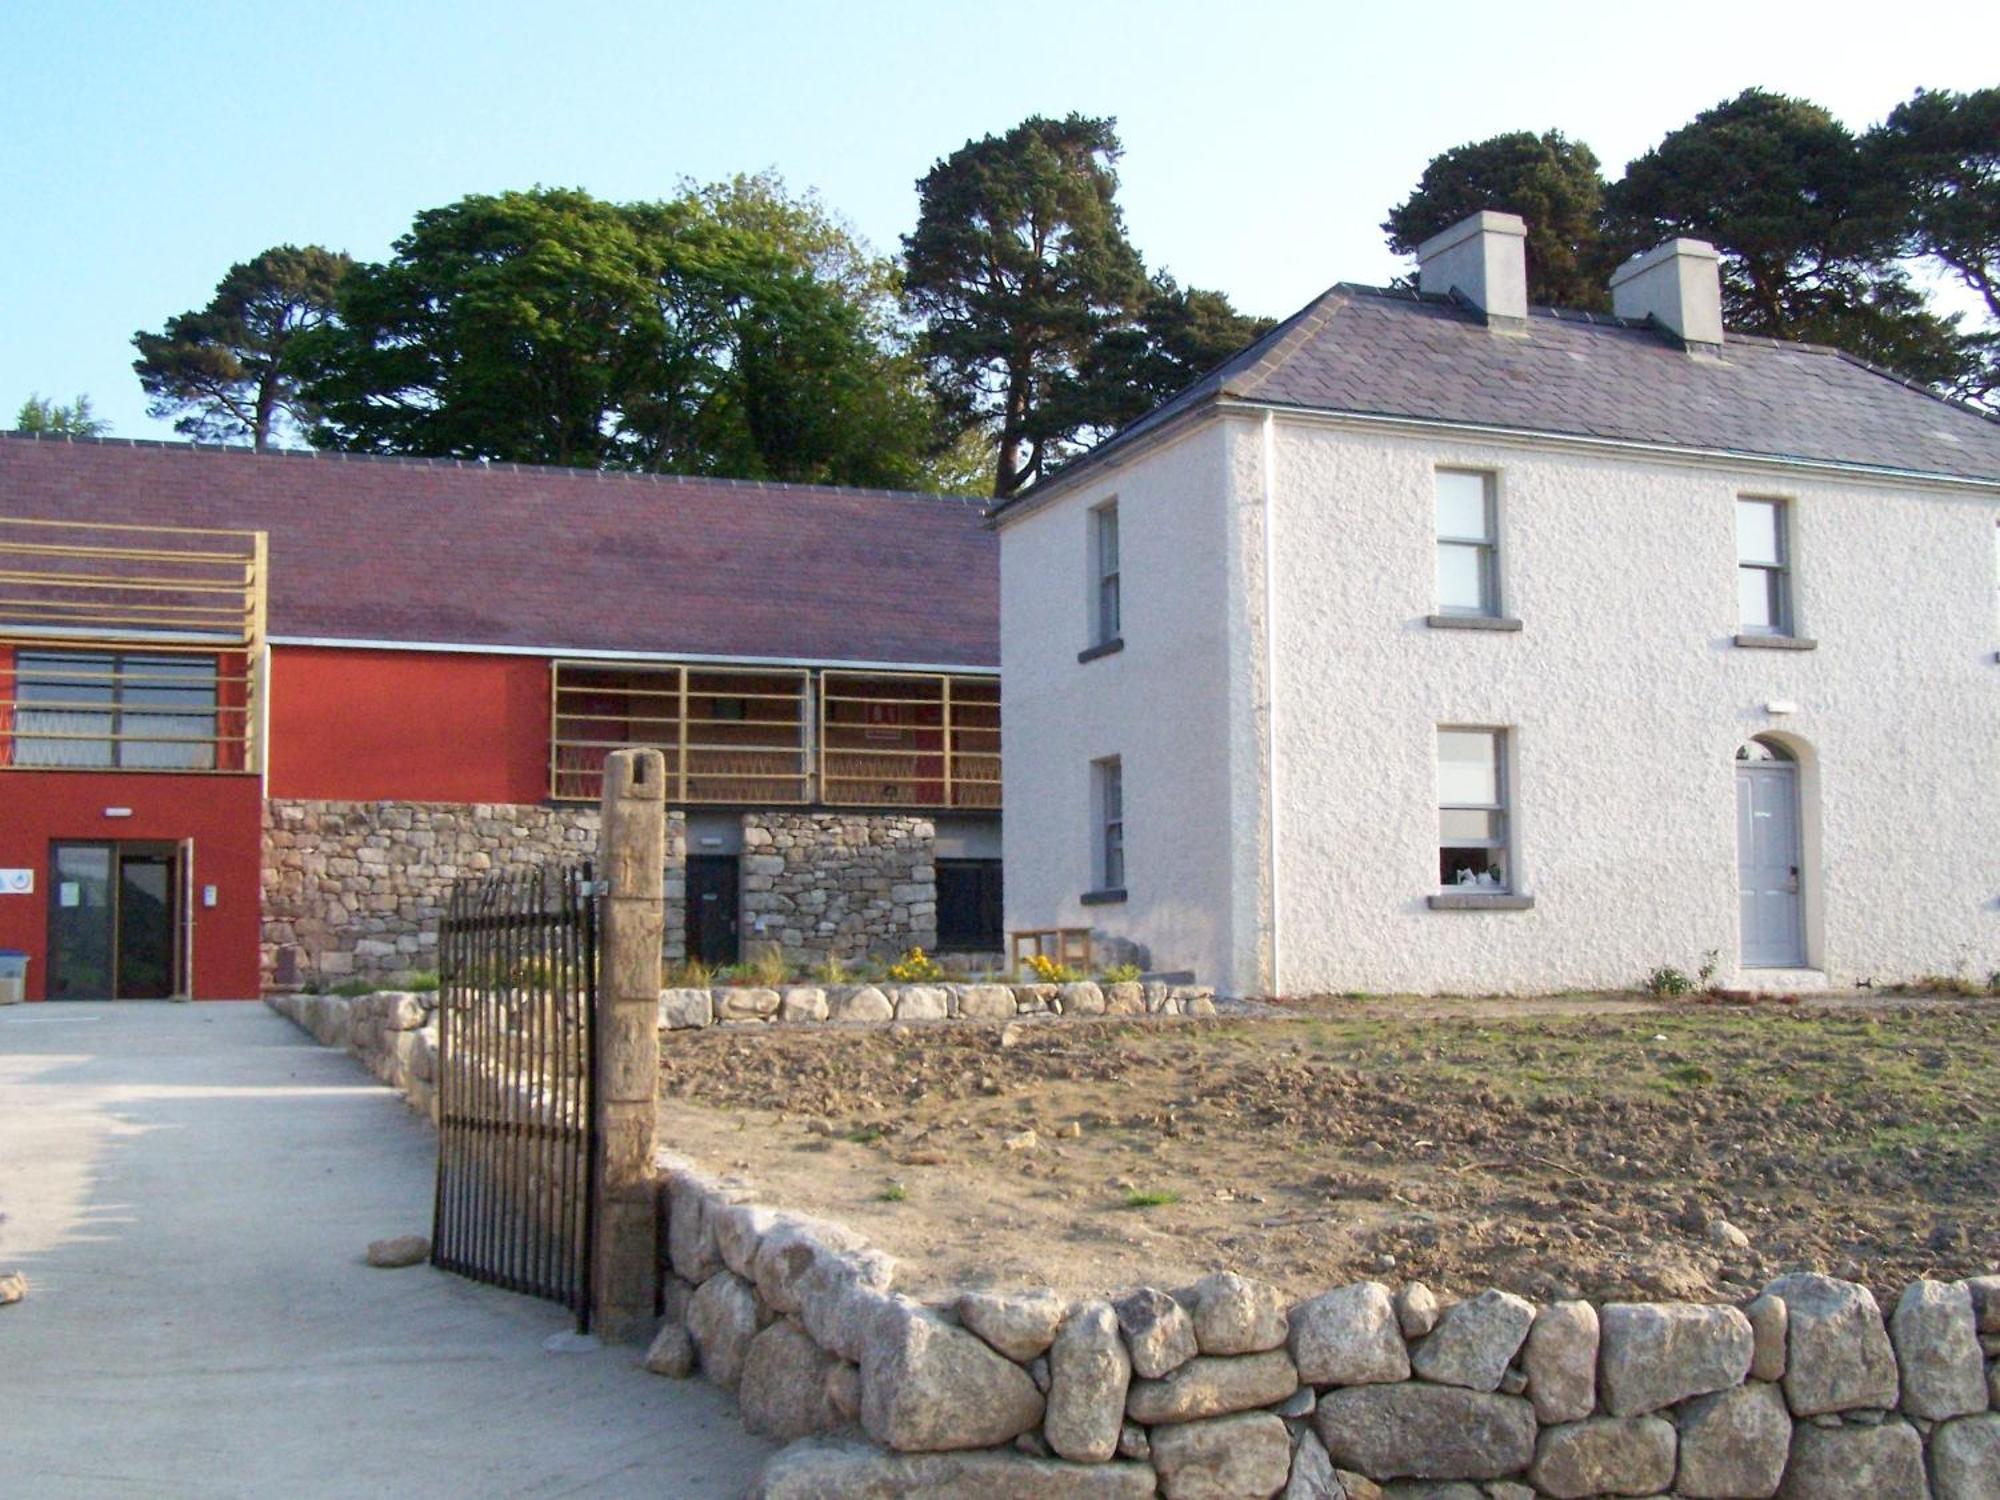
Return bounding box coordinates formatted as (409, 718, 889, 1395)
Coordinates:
(1260, 410, 1282, 997)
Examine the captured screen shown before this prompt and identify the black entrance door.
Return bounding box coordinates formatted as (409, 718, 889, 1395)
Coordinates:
(937, 858, 1003, 950)
(685, 855, 740, 967)
(48, 842, 181, 999)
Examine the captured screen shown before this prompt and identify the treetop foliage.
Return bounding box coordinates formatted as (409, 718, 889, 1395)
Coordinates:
(15, 392, 110, 437)
(1393, 88, 1998, 408)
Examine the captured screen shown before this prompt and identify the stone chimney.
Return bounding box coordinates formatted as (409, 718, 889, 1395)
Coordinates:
(1610, 238, 1724, 348)
(1415, 211, 1528, 327)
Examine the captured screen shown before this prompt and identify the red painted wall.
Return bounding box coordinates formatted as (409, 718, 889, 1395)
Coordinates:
(268, 647, 549, 804)
(0, 772, 263, 1000)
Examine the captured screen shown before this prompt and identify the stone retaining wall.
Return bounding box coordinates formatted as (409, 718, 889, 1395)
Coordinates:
(267, 989, 440, 1121)
(655, 1159, 2000, 1499)
(660, 978, 1217, 1029)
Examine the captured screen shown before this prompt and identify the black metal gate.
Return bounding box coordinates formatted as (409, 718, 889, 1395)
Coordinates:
(432, 862, 598, 1329)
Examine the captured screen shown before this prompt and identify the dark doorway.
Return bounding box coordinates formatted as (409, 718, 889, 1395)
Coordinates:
(937, 858, 1003, 951)
(48, 841, 182, 999)
(685, 855, 740, 967)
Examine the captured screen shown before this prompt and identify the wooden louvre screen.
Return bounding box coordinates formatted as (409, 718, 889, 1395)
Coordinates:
(550, 660, 808, 805)
(818, 671, 1000, 810)
(0, 517, 266, 775)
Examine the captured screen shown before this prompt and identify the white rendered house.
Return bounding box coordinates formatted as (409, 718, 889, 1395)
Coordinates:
(993, 211, 2000, 997)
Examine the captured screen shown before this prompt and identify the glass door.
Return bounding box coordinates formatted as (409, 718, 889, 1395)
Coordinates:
(48, 844, 115, 998)
(47, 842, 183, 999)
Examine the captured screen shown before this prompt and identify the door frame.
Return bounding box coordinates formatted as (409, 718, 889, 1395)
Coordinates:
(1735, 743, 1806, 969)
(46, 839, 189, 1000)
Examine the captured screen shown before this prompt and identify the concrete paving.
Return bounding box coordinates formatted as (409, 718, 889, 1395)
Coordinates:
(0, 1002, 772, 1499)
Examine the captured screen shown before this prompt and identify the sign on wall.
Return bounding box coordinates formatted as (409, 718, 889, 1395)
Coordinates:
(0, 870, 33, 896)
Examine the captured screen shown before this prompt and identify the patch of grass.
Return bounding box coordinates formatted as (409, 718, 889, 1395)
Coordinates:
(1121, 1188, 1181, 1210)
(329, 978, 376, 997)
(843, 1125, 885, 1145)
(1661, 1062, 1717, 1088)
(878, 1183, 909, 1203)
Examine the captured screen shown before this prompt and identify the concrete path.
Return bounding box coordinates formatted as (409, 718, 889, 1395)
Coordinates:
(0, 1002, 772, 1499)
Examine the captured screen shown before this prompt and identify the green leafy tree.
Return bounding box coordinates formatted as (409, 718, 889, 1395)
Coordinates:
(903, 113, 1150, 497)
(132, 245, 351, 449)
(1385, 130, 1610, 309)
(1604, 89, 1969, 386)
(1868, 87, 2000, 408)
(1078, 274, 1275, 431)
(298, 183, 949, 484)
(15, 393, 109, 437)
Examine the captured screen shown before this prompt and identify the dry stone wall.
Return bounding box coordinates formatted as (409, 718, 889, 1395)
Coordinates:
(260, 800, 632, 989)
(655, 1159, 2000, 1500)
(262, 800, 956, 993)
(740, 811, 937, 962)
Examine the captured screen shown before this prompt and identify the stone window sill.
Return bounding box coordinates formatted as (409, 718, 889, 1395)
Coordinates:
(1080, 887, 1127, 906)
(1426, 613, 1523, 632)
(1078, 637, 1125, 664)
(1427, 892, 1535, 911)
(1734, 633, 1817, 651)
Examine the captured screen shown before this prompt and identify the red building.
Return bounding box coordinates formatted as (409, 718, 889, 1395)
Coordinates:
(0, 435, 999, 1000)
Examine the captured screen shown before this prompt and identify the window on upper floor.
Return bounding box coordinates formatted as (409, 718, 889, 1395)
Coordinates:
(1438, 727, 1510, 891)
(1736, 498, 1792, 636)
(1091, 501, 1121, 646)
(11, 650, 219, 770)
(1436, 471, 1499, 617)
(1093, 755, 1125, 893)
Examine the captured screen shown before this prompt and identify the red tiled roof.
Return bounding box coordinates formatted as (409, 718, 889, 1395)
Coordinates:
(0, 437, 998, 668)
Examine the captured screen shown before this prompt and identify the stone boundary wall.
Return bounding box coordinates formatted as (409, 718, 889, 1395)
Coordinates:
(656, 1158, 2000, 1500)
(267, 990, 439, 1122)
(660, 978, 1217, 1029)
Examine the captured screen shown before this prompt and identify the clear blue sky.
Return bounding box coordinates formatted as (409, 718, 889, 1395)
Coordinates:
(4, 1, 1989, 441)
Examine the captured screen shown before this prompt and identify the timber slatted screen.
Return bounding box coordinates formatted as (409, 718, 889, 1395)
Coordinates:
(549, 660, 809, 804)
(0, 517, 267, 775)
(819, 671, 1000, 808)
(432, 863, 598, 1329)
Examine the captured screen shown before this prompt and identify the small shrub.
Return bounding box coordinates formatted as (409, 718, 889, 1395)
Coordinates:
(1025, 953, 1081, 984)
(887, 947, 944, 982)
(744, 947, 790, 988)
(1698, 949, 1720, 987)
(878, 1182, 908, 1203)
(1100, 962, 1143, 984)
(1988, 970, 2000, 996)
(1643, 966, 1696, 998)
(1121, 1188, 1180, 1210)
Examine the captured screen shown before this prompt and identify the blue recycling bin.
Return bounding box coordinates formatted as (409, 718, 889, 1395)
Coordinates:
(0, 949, 26, 1005)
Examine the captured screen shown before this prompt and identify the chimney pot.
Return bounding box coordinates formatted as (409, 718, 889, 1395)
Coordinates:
(1610, 238, 1724, 347)
(1415, 210, 1529, 326)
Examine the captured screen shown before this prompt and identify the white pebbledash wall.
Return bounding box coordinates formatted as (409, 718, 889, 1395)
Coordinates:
(1002, 405, 2000, 998)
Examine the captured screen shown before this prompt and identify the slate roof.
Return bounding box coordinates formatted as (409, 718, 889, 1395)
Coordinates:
(1001, 284, 2000, 512)
(0, 436, 998, 668)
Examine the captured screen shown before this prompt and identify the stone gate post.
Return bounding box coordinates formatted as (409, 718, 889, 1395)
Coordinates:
(593, 747, 665, 1341)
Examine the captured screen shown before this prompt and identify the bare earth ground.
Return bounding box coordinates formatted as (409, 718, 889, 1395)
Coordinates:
(658, 996, 2000, 1309)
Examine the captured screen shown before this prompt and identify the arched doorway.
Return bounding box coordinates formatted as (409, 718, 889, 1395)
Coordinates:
(1735, 738, 1804, 967)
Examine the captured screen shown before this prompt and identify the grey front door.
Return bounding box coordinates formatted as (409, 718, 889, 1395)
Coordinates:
(1736, 762, 1803, 967)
